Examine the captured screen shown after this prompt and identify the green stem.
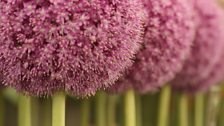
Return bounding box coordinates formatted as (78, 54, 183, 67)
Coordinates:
(81, 99, 90, 126)
(142, 95, 150, 126)
(194, 92, 204, 126)
(18, 94, 32, 126)
(117, 96, 124, 126)
(157, 85, 171, 126)
(0, 91, 4, 126)
(218, 85, 224, 126)
(95, 92, 106, 126)
(107, 95, 117, 126)
(218, 96, 224, 126)
(124, 89, 136, 126)
(42, 98, 52, 126)
(171, 92, 178, 126)
(32, 98, 40, 126)
(142, 93, 159, 126)
(205, 86, 220, 126)
(178, 93, 188, 126)
(136, 94, 142, 126)
(2, 88, 18, 104)
(52, 92, 66, 126)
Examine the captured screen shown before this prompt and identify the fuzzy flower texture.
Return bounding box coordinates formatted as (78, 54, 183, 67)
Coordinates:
(109, 0, 195, 93)
(197, 49, 224, 92)
(172, 0, 224, 92)
(0, 0, 145, 97)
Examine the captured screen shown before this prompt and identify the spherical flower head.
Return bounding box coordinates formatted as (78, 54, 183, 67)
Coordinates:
(171, 0, 224, 92)
(108, 0, 195, 94)
(195, 49, 224, 92)
(0, 0, 146, 97)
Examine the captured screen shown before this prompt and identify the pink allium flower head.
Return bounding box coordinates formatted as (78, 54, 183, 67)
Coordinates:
(171, 0, 224, 92)
(195, 49, 224, 92)
(0, 0, 146, 97)
(108, 0, 195, 94)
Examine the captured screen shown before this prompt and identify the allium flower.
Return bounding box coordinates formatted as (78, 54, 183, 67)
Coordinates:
(195, 49, 224, 92)
(172, 0, 224, 92)
(0, 0, 146, 97)
(108, 0, 195, 93)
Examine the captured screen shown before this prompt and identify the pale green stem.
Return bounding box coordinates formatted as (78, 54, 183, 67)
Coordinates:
(171, 93, 178, 126)
(2, 88, 18, 104)
(124, 89, 136, 126)
(136, 94, 142, 126)
(142, 95, 149, 126)
(42, 98, 52, 126)
(95, 92, 106, 126)
(32, 98, 40, 126)
(142, 93, 158, 126)
(117, 96, 124, 126)
(18, 94, 32, 126)
(194, 92, 204, 126)
(81, 99, 90, 126)
(0, 91, 4, 126)
(178, 93, 188, 126)
(107, 95, 117, 126)
(205, 86, 220, 126)
(52, 92, 66, 126)
(157, 85, 171, 126)
(218, 97, 224, 126)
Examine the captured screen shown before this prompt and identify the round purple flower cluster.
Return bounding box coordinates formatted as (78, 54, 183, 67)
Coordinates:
(172, 0, 224, 92)
(0, 0, 146, 97)
(197, 49, 224, 92)
(109, 0, 195, 93)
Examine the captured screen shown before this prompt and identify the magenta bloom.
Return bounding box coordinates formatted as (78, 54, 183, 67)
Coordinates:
(0, 0, 146, 97)
(172, 0, 224, 92)
(108, 0, 195, 93)
(196, 49, 224, 92)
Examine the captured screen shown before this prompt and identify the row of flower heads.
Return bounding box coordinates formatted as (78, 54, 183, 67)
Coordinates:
(0, 0, 224, 97)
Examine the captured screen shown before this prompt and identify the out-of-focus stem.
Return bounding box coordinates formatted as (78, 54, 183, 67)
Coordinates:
(205, 86, 220, 126)
(18, 94, 32, 126)
(178, 93, 188, 126)
(194, 92, 204, 126)
(52, 92, 66, 126)
(218, 85, 224, 126)
(142, 93, 159, 126)
(124, 89, 136, 126)
(42, 98, 52, 126)
(136, 94, 142, 126)
(81, 99, 90, 126)
(0, 91, 4, 126)
(32, 98, 40, 126)
(157, 85, 171, 126)
(107, 95, 117, 126)
(95, 92, 106, 126)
